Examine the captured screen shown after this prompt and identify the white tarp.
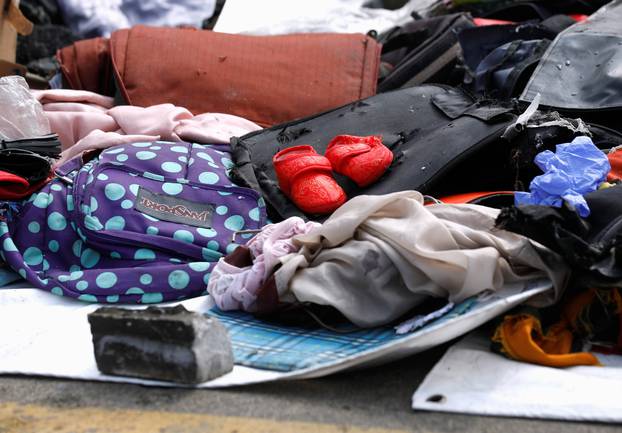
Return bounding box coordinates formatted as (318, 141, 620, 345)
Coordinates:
(412, 331, 622, 422)
(0, 279, 550, 388)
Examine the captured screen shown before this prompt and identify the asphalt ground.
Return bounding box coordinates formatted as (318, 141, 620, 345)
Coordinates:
(0, 341, 620, 433)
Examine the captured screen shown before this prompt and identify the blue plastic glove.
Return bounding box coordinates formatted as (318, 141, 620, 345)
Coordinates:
(514, 136, 610, 217)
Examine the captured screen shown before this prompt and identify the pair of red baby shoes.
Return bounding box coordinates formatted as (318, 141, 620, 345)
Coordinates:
(273, 135, 393, 214)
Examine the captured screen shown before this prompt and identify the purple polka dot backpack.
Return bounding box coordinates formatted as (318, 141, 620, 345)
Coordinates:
(0, 141, 267, 303)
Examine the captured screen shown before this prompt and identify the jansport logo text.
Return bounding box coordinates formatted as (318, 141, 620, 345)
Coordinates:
(139, 197, 210, 223)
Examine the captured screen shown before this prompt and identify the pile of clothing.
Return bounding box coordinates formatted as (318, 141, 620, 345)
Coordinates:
(3, 0, 622, 370)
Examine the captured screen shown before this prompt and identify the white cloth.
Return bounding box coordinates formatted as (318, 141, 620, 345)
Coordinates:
(275, 191, 567, 328)
(214, 0, 440, 36)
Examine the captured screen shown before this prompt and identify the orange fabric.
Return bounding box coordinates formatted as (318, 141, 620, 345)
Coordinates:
(57, 38, 113, 96)
(439, 191, 514, 204)
(473, 18, 514, 26)
(59, 26, 381, 128)
(493, 314, 600, 368)
(607, 148, 622, 182)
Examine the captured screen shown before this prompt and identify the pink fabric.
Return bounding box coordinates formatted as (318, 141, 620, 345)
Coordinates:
(32, 89, 262, 158)
(209, 217, 321, 312)
(58, 130, 159, 165)
(34, 89, 115, 108)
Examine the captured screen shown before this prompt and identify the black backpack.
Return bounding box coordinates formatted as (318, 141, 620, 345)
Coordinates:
(230, 84, 518, 221)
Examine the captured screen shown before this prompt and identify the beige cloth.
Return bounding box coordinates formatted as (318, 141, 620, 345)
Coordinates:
(275, 191, 567, 328)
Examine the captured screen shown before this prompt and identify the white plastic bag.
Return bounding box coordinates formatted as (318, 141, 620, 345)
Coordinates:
(0, 76, 50, 141)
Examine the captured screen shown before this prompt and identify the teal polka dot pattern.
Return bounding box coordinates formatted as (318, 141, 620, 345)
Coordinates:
(51, 287, 64, 296)
(170, 146, 188, 153)
(121, 199, 133, 209)
(76, 281, 88, 291)
(96, 272, 118, 288)
(136, 151, 157, 160)
(226, 243, 240, 254)
(18, 268, 26, 279)
(110, 251, 121, 259)
(28, 221, 40, 233)
(69, 271, 84, 280)
(80, 248, 101, 268)
(168, 270, 190, 289)
(24, 247, 43, 266)
(173, 230, 194, 243)
(141, 293, 164, 303)
(249, 207, 260, 221)
(51, 183, 63, 192)
(162, 161, 182, 173)
(224, 215, 245, 231)
(48, 240, 59, 252)
(105, 216, 126, 230)
(104, 183, 126, 201)
(143, 172, 165, 181)
(162, 182, 183, 195)
(132, 142, 152, 147)
(90, 196, 98, 212)
(116, 154, 129, 162)
(146, 226, 159, 235)
(189, 262, 210, 272)
(33, 192, 53, 208)
(72, 240, 83, 257)
(140, 274, 153, 285)
(84, 215, 103, 231)
(199, 171, 219, 184)
(106, 147, 125, 154)
(78, 294, 97, 302)
(97, 173, 109, 181)
(202, 247, 222, 261)
(126, 287, 144, 295)
(129, 184, 140, 195)
(197, 228, 217, 237)
(216, 206, 228, 215)
(134, 249, 156, 260)
(221, 156, 234, 166)
(196, 152, 214, 162)
(207, 240, 219, 250)
(2, 238, 17, 252)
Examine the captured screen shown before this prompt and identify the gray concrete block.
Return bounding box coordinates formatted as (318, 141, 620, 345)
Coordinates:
(88, 305, 234, 384)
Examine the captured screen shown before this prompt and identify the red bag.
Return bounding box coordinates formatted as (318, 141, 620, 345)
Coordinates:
(58, 26, 381, 127)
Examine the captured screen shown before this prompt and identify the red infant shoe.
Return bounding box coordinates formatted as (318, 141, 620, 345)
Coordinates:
(273, 145, 346, 215)
(325, 135, 393, 187)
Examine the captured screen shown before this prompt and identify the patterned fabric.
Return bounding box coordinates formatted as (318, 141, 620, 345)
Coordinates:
(208, 297, 478, 372)
(0, 141, 266, 303)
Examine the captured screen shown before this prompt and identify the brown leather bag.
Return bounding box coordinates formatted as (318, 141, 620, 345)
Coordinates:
(57, 26, 381, 127)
